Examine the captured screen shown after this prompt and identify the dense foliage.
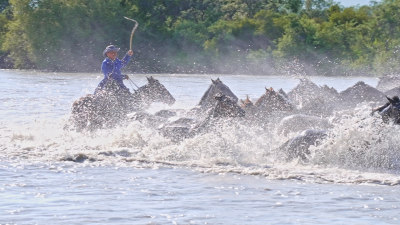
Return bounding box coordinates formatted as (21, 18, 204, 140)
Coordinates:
(0, 0, 399, 76)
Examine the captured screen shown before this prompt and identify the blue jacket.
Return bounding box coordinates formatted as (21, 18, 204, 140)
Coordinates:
(96, 54, 131, 91)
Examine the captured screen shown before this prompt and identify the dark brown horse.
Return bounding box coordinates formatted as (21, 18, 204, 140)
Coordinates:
(132, 76, 175, 107)
(211, 93, 245, 118)
(160, 93, 245, 142)
(197, 78, 238, 112)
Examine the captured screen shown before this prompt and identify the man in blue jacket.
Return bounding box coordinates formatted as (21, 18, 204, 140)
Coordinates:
(95, 45, 134, 94)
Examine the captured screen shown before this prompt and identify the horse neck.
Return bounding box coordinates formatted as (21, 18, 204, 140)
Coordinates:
(255, 94, 271, 106)
(199, 83, 237, 106)
(132, 85, 151, 101)
(213, 99, 244, 117)
(199, 85, 214, 106)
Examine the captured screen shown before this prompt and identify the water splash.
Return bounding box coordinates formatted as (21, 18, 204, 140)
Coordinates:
(1, 107, 400, 185)
(310, 104, 400, 171)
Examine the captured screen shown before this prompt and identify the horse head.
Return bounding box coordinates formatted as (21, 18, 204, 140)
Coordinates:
(198, 78, 238, 110)
(133, 76, 175, 107)
(240, 95, 254, 108)
(339, 81, 386, 104)
(211, 93, 245, 118)
(255, 87, 294, 112)
(278, 88, 289, 99)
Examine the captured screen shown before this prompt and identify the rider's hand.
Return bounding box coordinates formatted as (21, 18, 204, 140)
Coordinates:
(124, 75, 129, 80)
(127, 50, 133, 56)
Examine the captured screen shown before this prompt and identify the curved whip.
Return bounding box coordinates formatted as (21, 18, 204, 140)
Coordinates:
(123, 16, 139, 50)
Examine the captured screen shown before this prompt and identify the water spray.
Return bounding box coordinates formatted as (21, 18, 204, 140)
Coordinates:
(123, 16, 139, 51)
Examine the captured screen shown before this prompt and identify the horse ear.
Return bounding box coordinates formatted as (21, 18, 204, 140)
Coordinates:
(211, 79, 216, 84)
(147, 76, 155, 83)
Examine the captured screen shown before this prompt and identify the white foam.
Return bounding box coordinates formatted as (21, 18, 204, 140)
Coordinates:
(310, 104, 400, 171)
(1, 109, 400, 185)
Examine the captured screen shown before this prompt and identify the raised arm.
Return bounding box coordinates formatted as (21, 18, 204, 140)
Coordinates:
(121, 50, 134, 68)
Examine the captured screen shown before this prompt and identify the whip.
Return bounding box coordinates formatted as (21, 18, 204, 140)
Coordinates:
(123, 16, 139, 51)
(123, 16, 139, 92)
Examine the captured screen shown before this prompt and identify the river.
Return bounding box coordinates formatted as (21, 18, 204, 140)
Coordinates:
(0, 69, 399, 224)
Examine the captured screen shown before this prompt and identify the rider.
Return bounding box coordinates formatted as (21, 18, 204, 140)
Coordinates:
(95, 45, 134, 94)
(371, 95, 400, 114)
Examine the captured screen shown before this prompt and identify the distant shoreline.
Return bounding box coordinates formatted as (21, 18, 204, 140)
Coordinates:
(0, 68, 382, 78)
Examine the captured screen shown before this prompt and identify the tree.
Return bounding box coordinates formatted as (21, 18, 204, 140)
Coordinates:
(3, 0, 129, 71)
(370, 0, 400, 75)
(283, 0, 303, 14)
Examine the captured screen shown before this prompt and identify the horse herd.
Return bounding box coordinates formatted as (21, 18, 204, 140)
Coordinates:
(68, 75, 400, 161)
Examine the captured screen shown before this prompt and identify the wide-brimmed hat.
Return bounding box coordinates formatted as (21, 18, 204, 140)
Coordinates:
(103, 45, 120, 57)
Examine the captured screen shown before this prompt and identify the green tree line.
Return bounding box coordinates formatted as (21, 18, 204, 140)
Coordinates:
(0, 0, 399, 76)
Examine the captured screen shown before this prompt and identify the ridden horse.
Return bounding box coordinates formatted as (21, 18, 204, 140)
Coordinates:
(70, 80, 128, 130)
(69, 76, 175, 131)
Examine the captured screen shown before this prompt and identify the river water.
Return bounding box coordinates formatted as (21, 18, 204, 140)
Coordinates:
(0, 70, 399, 224)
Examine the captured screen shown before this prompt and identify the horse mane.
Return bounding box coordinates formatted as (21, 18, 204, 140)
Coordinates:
(199, 79, 216, 106)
